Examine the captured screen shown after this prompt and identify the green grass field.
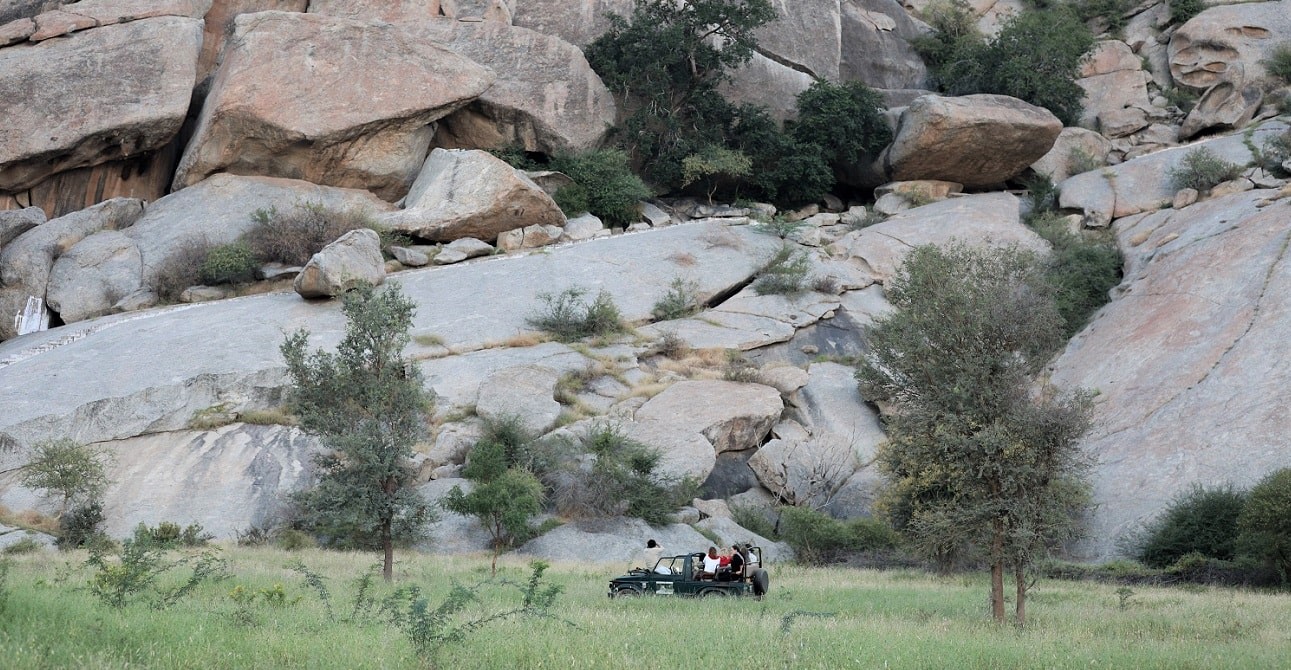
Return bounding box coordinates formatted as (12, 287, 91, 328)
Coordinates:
(1, 546, 1288, 669)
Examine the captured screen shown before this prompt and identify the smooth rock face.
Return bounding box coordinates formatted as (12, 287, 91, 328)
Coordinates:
(1075, 69, 1151, 131)
(475, 365, 563, 435)
(510, 0, 633, 47)
(1169, 1, 1291, 90)
(379, 149, 565, 242)
(757, 0, 841, 80)
(830, 192, 1044, 283)
(1050, 190, 1291, 559)
(0, 16, 203, 192)
(174, 12, 495, 200)
(99, 424, 318, 539)
(1059, 121, 1288, 223)
(293, 228, 386, 299)
(0, 198, 144, 338)
(413, 19, 616, 153)
(721, 51, 815, 123)
(198, 1, 308, 80)
(840, 0, 928, 89)
(877, 95, 1062, 188)
(307, 0, 440, 23)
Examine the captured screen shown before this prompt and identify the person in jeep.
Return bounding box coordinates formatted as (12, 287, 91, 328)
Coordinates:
(722, 544, 745, 582)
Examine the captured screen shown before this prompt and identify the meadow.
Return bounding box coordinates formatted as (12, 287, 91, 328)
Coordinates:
(1, 546, 1288, 669)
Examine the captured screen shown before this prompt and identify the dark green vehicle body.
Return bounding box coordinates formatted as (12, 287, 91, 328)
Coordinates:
(608, 548, 766, 598)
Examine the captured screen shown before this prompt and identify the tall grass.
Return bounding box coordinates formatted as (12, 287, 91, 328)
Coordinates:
(0, 547, 1287, 669)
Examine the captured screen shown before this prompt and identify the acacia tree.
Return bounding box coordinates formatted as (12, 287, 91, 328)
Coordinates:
(20, 438, 112, 517)
(441, 437, 544, 577)
(281, 283, 433, 581)
(857, 244, 1093, 625)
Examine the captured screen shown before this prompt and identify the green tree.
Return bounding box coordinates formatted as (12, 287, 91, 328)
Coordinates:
(1237, 468, 1291, 585)
(585, 0, 775, 189)
(1136, 484, 1247, 568)
(681, 146, 753, 204)
(281, 283, 434, 581)
(790, 79, 893, 171)
(442, 463, 544, 577)
(857, 244, 1093, 625)
(20, 438, 112, 517)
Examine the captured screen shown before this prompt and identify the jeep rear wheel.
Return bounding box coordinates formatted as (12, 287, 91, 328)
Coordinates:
(750, 568, 769, 597)
(699, 588, 729, 598)
(613, 587, 642, 598)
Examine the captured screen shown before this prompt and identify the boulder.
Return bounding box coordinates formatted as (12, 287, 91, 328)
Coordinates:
(510, 0, 633, 48)
(1168, 1, 1291, 90)
(1075, 69, 1152, 131)
(757, 0, 841, 80)
(475, 364, 563, 435)
(694, 515, 792, 561)
(1050, 189, 1291, 559)
(99, 424, 319, 539)
(1079, 40, 1141, 78)
(563, 214, 606, 242)
(0, 526, 54, 551)
(875, 94, 1062, 188)
(1059, 120, 1288, 223)
(293, 229, 385, 299)
(0, 206, 44, 248)
(1099, 107, 1150, 139)
(522, 224, 564, 248)
(829, 192, 1044, 283)
(174, 12, 495, 200)
(840, 0, 928, 89)
(306, 0, 439, 23)
(412, 19, 616, 153)
(45, 175, 391, 321)
(0, 198, 143, 338)
(1029, 127, 1111, 182)
(1180, 81, 1264, 141)
(388, 246, 430, 268)
(426, 421, 482, 467)
(637, 287, 841, 352)
(0, 1, 62, 25)
(722, 51, 815, 123)
(46, 231, 142, 323)
(415, 478, 494, 554)
(198, 1, 308, 80)
(380, 149, 565, 243)
(0, 16, 203, 192)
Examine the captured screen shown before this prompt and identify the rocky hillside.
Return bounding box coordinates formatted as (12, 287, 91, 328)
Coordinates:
(1, 0, 1290, 562)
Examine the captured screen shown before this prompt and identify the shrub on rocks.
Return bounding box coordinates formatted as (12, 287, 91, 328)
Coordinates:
(1263, 43, 1291, 85)
(526, 287, 626, 341)
(154, 237, 212, 302)
(651, 278, 702, 321)
(548, 149, 652, 227)
(198, 242, 259, 286)
(752, 245, 812, 296)
(1027, 211, 1123, 336)
(1168, 147, 1243, 193)
(790, 79, 892, 173)
(1168, 0, 1205, 25)
(246, 203, 378, 267)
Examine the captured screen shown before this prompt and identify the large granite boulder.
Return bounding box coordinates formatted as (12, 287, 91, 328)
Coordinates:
(1050, 189, 1291, 560)
(1179, 81, 1264, 141)
(475, 364, 563, 435)
(828, 192, 1045, 283)
(627, 380, 782, 482)
(0, 15, 203, 192)
(757, 0, 842, 81)
(197, 0, 307, 80)
(1059, 120, 1288, 224)
(293, 228, 386, 299)
(510, 0, 632, 47)
(0, 198, 144, 338)
(874, 94, 1062, 188)
(0, 206, 44, 248)
(379, 149, 565, 243)
(99, 424, 319, 539)
(1029, 127, 1112, 183)
(412, 19, 617, 153)
(840, 0, 928, 89)
(173, 12, 495, 200)
(47, 174, 391, 322)
(1075, 49, 1152, 131)
(1168, 0, 1291, 90)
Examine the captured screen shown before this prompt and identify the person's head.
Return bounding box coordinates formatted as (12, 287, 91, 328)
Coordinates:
(731, 544, 741, 555)
(646, 539, 658, 548)
(708, 546, 718, 557)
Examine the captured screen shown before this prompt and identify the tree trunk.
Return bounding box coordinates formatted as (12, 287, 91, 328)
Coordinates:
(1014, 562, 1027, 627)
(381, 515, 394, 582)
(990, 519, 1006, 623)
(491, 548, 499, 577)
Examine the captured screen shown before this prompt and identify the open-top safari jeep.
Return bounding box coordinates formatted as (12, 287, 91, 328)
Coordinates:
(608, 547, 770, 599)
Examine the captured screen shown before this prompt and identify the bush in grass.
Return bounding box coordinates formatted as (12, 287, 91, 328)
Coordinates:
(1136, 484, 1247, 568)
(1168, 147, 1243, 193)
(549, 149, 652, 226)
(86, 538, 228, 610)
(2, 537, 42, 555)
(198, 242, 259, 285)
(752, 245, 812, 295)
(651, 278, 702, 321)
(1264, 43, 1291, 85)
(526, 287, 626, 341)
(132, 521, 214, 549)
(777, 506, 899, 565)
(1237, 468, 1291, 585)
(245, 202, 378, 266)
(56, 501, 106, 550)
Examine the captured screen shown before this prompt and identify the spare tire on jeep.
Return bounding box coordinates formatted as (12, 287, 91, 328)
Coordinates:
(750, 568, 769, 597)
